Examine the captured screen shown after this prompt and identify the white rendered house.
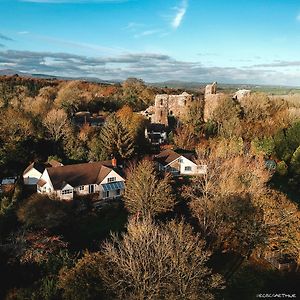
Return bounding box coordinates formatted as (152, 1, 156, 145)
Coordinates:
(37, 160, 125, 201)
(155, 149, 207, 176)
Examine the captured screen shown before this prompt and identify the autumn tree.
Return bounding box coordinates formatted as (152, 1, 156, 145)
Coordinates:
(5, 229, 67, 265)
(0, 108, 34, 144)
(211, 96, 242, 138)
(43, 108, 69, 142)
(59, 217, 224, 300)
(186, 153, 271, 254)
(98, 113, 134, 160)
(121, 78, 153, 109)
(253, 189, 300, 266)
(124, 159, 175, 217)
(55, 81, 83, 114)
(173, 124, 197, 151)
(17, 194, 70, 230)
(58, 252, 106, 300)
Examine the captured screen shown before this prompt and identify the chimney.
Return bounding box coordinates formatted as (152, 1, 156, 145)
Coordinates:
(112, 157, 117, 168)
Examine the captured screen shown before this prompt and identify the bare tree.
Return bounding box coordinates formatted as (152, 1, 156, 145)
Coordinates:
(124, 159, 175, 217)
(185, 153, 271, 254)
(43, 108, 69, 141)
(99, 217, 224, 300)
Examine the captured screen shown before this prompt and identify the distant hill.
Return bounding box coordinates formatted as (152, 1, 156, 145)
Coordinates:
(1, 68, 300, 95)
(0, 69, 122, 84)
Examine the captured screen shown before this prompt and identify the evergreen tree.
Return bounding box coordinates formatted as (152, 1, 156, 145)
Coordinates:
(99, 113, 134, 160)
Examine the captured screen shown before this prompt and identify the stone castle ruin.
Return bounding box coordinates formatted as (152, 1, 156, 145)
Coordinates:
(151, 92, 194, 126)
(203, 82, 225, 121)
(142, 82, 251, 128)
(203, 82, 251, 121)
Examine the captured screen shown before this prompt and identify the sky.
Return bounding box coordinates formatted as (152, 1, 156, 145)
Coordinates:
(1, 0, 300, 85)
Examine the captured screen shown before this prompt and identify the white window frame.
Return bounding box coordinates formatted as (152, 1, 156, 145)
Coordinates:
(61, 189, 73, 195)
(107, 177, 116, 183)
(184, 166, 192, 171)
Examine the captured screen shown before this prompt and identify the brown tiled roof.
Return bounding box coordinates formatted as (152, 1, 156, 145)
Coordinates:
(155, 149, 196, 166)
(48, 159, 63, 168)
(155, 150, 181, 166)
(46, 162, 118, 190)
(37, 179, 47, 187)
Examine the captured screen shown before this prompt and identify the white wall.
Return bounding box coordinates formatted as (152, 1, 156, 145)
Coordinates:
(100, 170, 125, 184)
(23, 168, 42, 185)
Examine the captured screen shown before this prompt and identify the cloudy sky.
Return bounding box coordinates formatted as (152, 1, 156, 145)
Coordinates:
(1, 0, 300, 85)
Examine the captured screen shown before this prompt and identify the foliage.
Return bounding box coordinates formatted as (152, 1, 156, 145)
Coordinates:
(290, 145, 300, 175)
(43, 108, 70, 142)
(99, 217, 224, 300)
(124, 159, 175, 217)
(276, 161, 288, 176)
(58, 251, 106, 300)
(17, 194, 70, 229)
(5, 229, 68, 265)
(251, 137, 275, 157)
(98, 113, 134, 160)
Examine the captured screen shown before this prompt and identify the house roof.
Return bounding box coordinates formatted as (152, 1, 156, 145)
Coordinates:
(48, 159, 63, 168)
(23, 162, 46, 175)
(46, 161, 119, 190)
(155, 149, 196, 166)
(37, 179, 47, 187)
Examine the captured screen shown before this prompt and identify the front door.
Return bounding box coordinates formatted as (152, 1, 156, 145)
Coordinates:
(89, 184, 94, 194)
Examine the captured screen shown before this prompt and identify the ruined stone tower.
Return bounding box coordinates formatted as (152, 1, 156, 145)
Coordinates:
(152, 92, 193, 126)
(152, 95, 169, 125)
(203, 82, 225, 121)
(205, 81, 217, 95)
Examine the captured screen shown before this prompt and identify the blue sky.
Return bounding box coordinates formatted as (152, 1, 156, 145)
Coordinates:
(1, 0, 300, 85)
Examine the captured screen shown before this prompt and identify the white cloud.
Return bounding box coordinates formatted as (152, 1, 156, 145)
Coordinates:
(2, 49, 298, 86)
(134, 29, 161, 38)
(297, 13, 300, 21)
(171, 0, 188, 29)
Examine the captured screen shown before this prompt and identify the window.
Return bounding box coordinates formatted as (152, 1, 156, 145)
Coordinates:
(79, 185, 84, 191)
(61, 189, 73, 195)
(178, 158, 183, 163)
(160, 99, 163, 106)
(108, 177, 116, 183)
(106, 191, 110, 198)
(184, 166, 192, 171)
(116, 189, 120, 196)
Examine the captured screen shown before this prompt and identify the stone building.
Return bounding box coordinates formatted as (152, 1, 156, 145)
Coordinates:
(233, 89, 251, 102)
(205, 82, 217, 95)
(203, 82, 225, 121)
(151, 92, 193, 126)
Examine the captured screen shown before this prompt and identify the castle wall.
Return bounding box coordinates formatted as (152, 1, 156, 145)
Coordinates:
(152, 92, 193, 125)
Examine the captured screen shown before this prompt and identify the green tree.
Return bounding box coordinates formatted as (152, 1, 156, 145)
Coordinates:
(124, 159, 175, 217)
(98, 113, 134, 160)
(290, 145, 300, 175)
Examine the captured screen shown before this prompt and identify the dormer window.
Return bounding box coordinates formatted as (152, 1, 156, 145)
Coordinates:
(61, 189, 73, 195)
(108, 177, 116, 183)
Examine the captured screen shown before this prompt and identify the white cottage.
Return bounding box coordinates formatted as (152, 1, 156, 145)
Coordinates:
(23, 160, 63, 186)
(37, 160, 125, 201)
(155, 149, 207, 176)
